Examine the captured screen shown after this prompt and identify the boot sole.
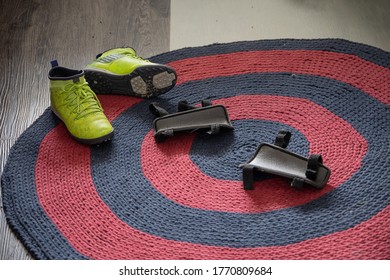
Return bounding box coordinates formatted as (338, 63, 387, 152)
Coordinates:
(51, 107, 114, 145)
(84, 65, 177, 98)
(73, 131, 114, 145)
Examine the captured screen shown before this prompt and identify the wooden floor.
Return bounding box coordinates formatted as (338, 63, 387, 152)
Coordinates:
(0, 0, 170, 260)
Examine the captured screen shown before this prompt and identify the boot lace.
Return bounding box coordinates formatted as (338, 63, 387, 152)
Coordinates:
(62, 82, 104, 120)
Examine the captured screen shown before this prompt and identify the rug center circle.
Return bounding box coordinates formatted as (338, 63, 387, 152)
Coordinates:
(190, 120, 310, 181)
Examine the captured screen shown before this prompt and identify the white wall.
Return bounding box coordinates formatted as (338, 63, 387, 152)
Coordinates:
(171, 0, 390, 51)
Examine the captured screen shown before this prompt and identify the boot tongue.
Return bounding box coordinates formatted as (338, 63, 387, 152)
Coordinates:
(99, 47, 136, 58)
(121, 47, 136, 55)
(71, 75, 86, 84)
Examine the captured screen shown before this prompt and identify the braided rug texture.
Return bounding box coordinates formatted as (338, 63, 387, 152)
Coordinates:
(1, 39, 390, 259)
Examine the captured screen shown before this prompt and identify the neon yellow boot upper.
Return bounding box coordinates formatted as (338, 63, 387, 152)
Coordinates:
(49, 63, 114, 144)
(85, 47, 155, 75)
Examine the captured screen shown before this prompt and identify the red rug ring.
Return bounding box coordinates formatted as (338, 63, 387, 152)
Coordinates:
(141, 95, 367, 212)
(169, 50, 390, 105)
(35, 125, 389, 259)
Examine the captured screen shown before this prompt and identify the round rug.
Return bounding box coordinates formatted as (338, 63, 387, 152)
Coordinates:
(1, 39, 390, 259)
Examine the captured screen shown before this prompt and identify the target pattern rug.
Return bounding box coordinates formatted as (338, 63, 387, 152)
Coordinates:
(2, 39, 390, 259)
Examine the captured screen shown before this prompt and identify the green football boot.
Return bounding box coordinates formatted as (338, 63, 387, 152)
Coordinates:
(84, 47, 177, 98)
(49, 60, 114, 145)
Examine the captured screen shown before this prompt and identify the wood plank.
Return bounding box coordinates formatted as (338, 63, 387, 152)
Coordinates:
(0, 0, 170, 260)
